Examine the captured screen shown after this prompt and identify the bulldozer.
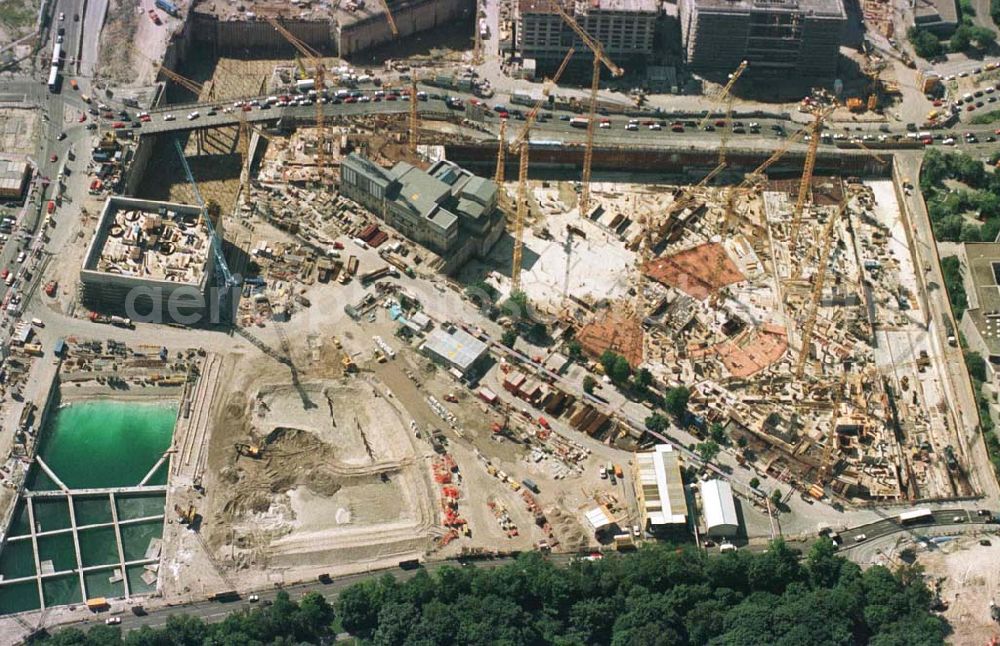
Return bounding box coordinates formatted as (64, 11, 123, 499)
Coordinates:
(235, 443, 263, 459)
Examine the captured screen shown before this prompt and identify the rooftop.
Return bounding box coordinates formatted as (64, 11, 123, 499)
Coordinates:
(84, 197, 211, 286)
(519, 0, 658, 13)
(636, 444, 687, 527)
(422, 325, 489, 372)
(964, 242, 1000, 356)
(699, 479, 738, 531)
(687, 0, 846, 18)
(914, 0, 958, 24)
(0, 156, 30, 196)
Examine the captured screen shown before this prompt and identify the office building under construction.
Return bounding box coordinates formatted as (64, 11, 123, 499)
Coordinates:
(678, 0, 847, 76)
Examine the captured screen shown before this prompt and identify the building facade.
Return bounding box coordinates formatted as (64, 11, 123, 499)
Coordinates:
(678, 0, 846, 76)
(515, 0, 659, 71)
(340, 153, 504, 272)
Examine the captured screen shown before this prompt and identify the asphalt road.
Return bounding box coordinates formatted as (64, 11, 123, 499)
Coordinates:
(55, 553, 575, 634)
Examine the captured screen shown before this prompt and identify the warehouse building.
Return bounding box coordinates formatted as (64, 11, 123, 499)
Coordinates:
(0, 156, 31, 201)
(678, 0, 846, 76)
(80, 197, 219, 325)
(420, 323, 490, 377)
(515, 0, 659, 71)
(958, 243, 1000, 392)
(635, 444, 688, 532)
(340, 153, 504, 273)
(699, 479, 739, 537)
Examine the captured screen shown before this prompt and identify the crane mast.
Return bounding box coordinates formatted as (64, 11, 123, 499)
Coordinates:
(549, 1, 622, 219)
(795, 199, 850, 379)
(266, 17, 328, 183)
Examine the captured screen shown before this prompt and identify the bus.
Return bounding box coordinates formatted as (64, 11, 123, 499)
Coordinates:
(51, 42, 62, 68)
(898, 508, 933, 525)
(47, 66, 59, 93)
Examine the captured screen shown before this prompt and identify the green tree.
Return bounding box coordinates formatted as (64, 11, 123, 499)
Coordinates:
(503, 290, 530, 320)
(908, 26, 943, 58)
(633, 367, 653, 391)
(749, 477, 760, 489)
(697, 440, 720, 463)
(770, 489, 783, 506)
(710, 422, 727, 445)
(664, 386, 691, 421)
(566, 340, 583, 361)
(645, 412, 668, 432)
(501, 329, 518, 348)
(583, 375, 597, 394)
(966, 350, 987, 382)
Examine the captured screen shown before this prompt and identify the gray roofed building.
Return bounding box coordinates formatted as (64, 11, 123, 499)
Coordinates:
(0, 156, 31, 201)
(421, 325, 490, 375)
(339, 153, 505, 273)
(958, 243, 1000, 393)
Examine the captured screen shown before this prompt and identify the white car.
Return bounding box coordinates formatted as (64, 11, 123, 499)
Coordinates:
(58, 11, 65, 20)
(599, 121, 611, 129)
(942, 137, 956, 145)
(248, 594, 260, 602)
(625, 123, 638, 131)
(163, 114, 175, 121)
(16, 252, 25, 263)
(105, 617, 121, 625)
(187, 111, 199, 120)
(648, 123, 662, 130)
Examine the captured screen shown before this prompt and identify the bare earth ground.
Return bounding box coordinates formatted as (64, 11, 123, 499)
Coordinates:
(917, 533, 1000, 644)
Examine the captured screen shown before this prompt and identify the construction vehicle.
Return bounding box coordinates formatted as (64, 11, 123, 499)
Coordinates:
(548, 1, 623, 219)
(234, 442, 263, 459)
(174, 504, 198, 524)
(342, 354, 358, 373)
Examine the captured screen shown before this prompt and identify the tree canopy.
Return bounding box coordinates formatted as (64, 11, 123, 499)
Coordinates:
(41, 543, 948, 645)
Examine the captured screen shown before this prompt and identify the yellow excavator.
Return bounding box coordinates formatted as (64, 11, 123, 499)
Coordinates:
(234, 443, 263, 459)
(174, 504, 198, 525)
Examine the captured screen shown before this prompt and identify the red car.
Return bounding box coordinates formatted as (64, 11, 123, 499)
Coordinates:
(1, 269, 9, 280)
(78, 113, 86, 122)
(932, 100, 943, 107)
(112, 121, 124, 128)
(47, 200, 56, 214)
(49, 153, 57, 162)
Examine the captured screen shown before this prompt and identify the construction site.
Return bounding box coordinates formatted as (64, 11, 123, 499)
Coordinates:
(0, 0, 992, 631)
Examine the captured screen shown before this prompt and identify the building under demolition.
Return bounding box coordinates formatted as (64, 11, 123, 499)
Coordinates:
(515, 0, 659, 71)
(339, 153, 504, 272)
(80, 197, 218, 325)
(678, 0, 846, 76)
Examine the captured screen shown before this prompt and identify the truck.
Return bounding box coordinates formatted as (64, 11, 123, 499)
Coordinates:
(943, 316, 957, 346)
(154, 0, 179, 16)
(86, 597, 109, 612)
(295, 78, 316, 93)
(570, 117, 589, 128)
(110, 315, 133, 328)
(347, 255, 359, 277)
(360, 265, 392, 286)
(209, 590, 241, 602)
(521, 478, 540, 494)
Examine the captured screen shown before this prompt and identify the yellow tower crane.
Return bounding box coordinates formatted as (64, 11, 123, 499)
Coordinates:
(706, 122, 814, 305)
(795, 199, 850, 379)
(789, 103, 837, 248)
(496, 47, 574, 191)
(696, 60, 748, 166)
(549, 1, 623, 219)
(378, 0, 399, 37)
(508, 46, 576, 293)
(266, 17, 329, 184)
(409, 75, 419, 154)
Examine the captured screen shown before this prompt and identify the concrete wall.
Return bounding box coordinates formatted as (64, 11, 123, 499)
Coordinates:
(190, 14, 334, 55)
(338, 0, 472, 57)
